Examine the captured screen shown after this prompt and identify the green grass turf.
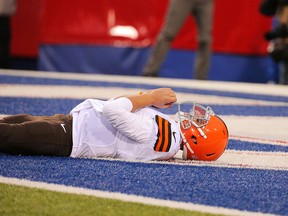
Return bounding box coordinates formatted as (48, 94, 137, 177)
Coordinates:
(0, 183, 223, 216)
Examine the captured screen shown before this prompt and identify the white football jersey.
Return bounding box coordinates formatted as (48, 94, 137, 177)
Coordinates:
(70, 97, 181, 161)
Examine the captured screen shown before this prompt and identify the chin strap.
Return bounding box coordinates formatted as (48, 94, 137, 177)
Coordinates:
(178, 123, 194, 155)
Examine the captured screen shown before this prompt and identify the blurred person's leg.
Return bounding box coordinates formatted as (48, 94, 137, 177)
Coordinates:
(279, 61, 288, 84)
(276, 2, 288, 41)
(143, 0, 193, 77)
(277, 2, 288, 84)
(192, 0, 213, 80)
(277, 1, 288, 23)
(0, 16, 11, 69)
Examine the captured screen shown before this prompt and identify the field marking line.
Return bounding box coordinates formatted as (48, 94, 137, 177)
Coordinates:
(1, 84, 287, 106)
(89, 149, 288, 171)
(222, 116, 288, 144)
(0, 176, 276, 216)
(172, 150, 288, 171)
(1, 69, 288, 97)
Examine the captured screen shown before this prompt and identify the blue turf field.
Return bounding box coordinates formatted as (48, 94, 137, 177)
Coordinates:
(0, 71, 287, 215)
(1, 155, 287, 214)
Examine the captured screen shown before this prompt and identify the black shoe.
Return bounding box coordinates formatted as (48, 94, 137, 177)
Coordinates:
(264, 24, 288, 41)
(142, 72, 158, 77)
(265, 31, 278, 41)
(269, 43, 288, 62)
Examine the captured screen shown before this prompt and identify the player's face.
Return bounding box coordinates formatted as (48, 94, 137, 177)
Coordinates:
(177, 102, 214, 129)
(192, 110, 207, 127)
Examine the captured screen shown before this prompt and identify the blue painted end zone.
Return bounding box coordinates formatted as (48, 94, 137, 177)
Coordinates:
(0, 97, 81, 116)
(0, 155, 287, 215)
(38, 45, 277, 83)
(1, 72, 287, 215)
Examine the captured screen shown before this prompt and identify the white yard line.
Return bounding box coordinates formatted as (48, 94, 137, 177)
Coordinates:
(1, 84, 287, 106)
(222, 116, 288, 143)
(0, 176, 275, 216)
(92, 150, 288, 171)
(172, 150, 288, 170)
(1, 69, 288, 97)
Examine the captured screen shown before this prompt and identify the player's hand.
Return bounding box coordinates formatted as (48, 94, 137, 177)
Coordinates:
(147, 88, 177, 109)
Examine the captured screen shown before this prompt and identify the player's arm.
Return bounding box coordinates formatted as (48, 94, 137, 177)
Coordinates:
(121, 88, 177, 112)
(102, 88, 177, 143)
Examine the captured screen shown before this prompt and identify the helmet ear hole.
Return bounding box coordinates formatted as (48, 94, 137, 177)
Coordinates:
(191, 135, 197, 144)
(206, 153, 215, 157)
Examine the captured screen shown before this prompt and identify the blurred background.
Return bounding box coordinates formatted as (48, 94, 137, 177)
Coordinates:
(7, 0, 279, 83)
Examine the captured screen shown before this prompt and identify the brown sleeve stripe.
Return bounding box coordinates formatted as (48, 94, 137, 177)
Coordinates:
(154, 115, 172, 152)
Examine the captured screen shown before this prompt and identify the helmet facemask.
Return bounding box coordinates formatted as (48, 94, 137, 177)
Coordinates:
(177, 101, 215, 139)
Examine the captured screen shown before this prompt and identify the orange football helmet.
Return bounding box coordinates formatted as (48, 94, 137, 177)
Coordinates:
(177, 102, 229, 161)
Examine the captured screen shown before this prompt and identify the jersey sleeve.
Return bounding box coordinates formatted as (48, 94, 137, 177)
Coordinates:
(102, 97, 154, 143)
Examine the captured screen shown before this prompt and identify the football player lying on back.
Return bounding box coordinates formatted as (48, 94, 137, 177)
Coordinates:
(0, 88, 228, 161)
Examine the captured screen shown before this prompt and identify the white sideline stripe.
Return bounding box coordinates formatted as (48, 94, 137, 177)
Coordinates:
(172, 150, 288, 170)
(222, 116, 288, 144)
(1, 69, 288, 97)
(89, 150, 288, 171)
(0, 176, 275, 216)
(1, 84, 288, 106)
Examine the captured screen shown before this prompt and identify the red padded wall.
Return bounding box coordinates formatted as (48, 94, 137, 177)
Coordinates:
(11, 0, 272, 57)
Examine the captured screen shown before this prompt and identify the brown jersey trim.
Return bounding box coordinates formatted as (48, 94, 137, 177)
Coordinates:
(154, 115, 172, 152)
